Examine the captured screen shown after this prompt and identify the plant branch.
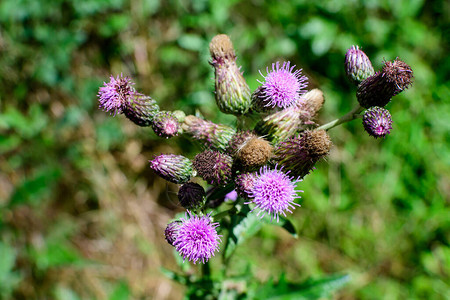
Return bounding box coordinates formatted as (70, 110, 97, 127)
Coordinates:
(317, 104, 364, 131)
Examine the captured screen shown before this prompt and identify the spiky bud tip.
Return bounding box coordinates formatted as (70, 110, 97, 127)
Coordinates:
(149, 154, 194, 184)
(345, 45, 375, 85)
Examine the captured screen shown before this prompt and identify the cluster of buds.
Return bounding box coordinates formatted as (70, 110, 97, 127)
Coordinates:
(344, 46, 413, 138)
(97, 35, 413, 264)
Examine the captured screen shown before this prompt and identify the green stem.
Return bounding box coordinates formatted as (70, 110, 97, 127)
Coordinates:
(317, 104, 364, 131)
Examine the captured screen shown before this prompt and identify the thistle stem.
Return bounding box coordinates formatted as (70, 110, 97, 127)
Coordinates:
(317, 104, 364, 131)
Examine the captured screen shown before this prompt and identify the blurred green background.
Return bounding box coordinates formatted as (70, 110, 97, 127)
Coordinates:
(0, 0, 448, 299)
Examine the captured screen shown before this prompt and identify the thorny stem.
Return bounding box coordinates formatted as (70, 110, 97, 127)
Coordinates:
(317, 104, 364, 131)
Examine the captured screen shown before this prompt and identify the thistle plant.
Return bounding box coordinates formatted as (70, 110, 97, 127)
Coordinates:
(97, 36, 413, 298)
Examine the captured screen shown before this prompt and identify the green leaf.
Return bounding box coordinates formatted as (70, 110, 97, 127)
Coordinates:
(255, 273, 350, 300)
(264, 216, 297, 238)
(223, 208, 263, 260)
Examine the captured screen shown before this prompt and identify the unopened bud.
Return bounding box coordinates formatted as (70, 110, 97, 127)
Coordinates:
(210, 34, 252, 115)
(178, 182, 206, 210)
(164, 221, 181, 246)
(345, 46, 375, 85)
(123, 94, 160, 127)
(362, 106, 393, 138)
(151, 111, 181, 138)
(357, 58, 413, 108)
(274, 130, 332, 178)
(235, 172, 257, 199)
(193, 150, 233, 186)
(149, 154, 195, 184)
(182, 115, 236, 151)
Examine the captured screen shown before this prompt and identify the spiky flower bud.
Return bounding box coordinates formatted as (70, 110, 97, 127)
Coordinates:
(178, 182, 206, 210)
(227, 130, 258, 156)
(235, 172, 257, 199)
(255, 89, 323, 143)
(362, 106, 393, 138)
(302, 88, 325, 119)
(123, 94, 160, 127)
(345, 45, 375, 85)
(252, 61, 308, 111)
(165, 221, 181, 246)
(182, 115, 236, 151)
(149, 154, 195, 184)
(210, 34, 252, 115)
(193, 150, 233, 186)
(236, 137, 273, 170)
(357, 58, 414, 108)
(151, 111, 181, 138)
(274, 130, 332, 178)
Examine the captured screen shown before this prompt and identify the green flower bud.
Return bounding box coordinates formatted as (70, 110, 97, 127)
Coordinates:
(210, 34, 252, 115)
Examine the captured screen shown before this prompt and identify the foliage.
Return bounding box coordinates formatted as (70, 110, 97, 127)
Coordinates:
(0, 0, 448, 299)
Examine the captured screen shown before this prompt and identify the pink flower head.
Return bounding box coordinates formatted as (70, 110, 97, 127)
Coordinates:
(97, 74, 137, 115)
(246, 165, 302, 222)
(173, 212, 221, 264)
(258, 61, 308, 109)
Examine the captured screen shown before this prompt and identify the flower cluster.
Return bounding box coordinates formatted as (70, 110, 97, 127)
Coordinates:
(97, 36, 413, 264)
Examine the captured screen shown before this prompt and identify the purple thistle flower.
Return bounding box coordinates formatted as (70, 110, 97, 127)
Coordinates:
(173, 212, 221, 264)
(149, 154, 195, 184)
(255, 89, 325, 143)
(362, 106, 393, 138)
(246, 165, 302, 222)
(254, 61, 308, 110)
(98, 74, 136, 115)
